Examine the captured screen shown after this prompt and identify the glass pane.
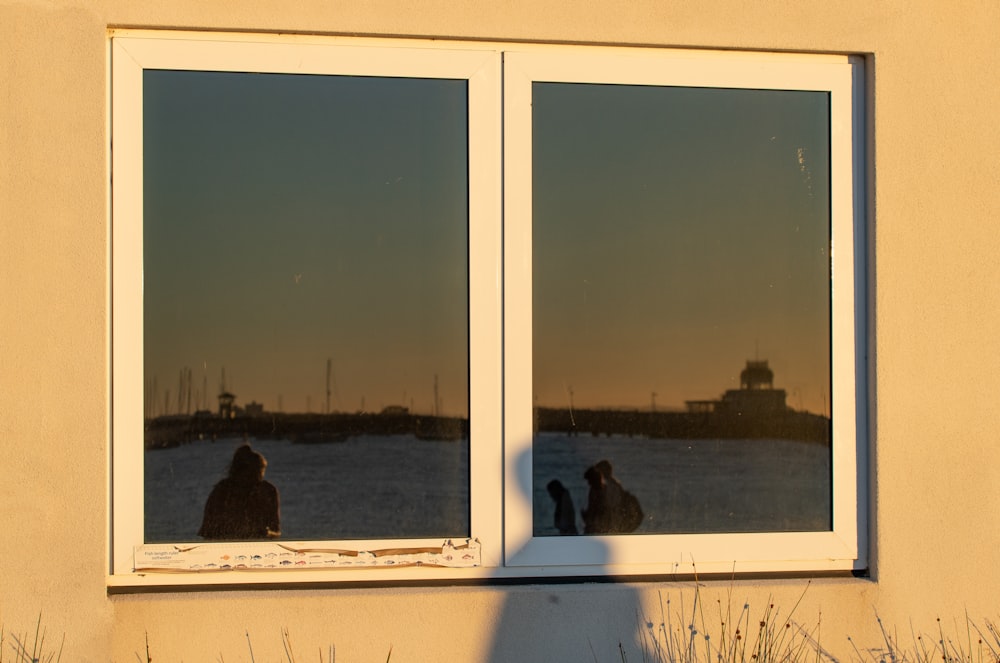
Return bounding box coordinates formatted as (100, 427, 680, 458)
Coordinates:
(531, 83, 831, 536)
(142, 70, 469, 542)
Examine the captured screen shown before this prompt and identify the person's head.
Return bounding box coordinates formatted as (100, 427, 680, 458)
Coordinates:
(229, 444, 267, 481)
(546, 479, 565, 499)
(595, 459, 613, 478)
(584, 465, 604, 488)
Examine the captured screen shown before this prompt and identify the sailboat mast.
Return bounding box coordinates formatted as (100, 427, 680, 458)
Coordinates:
(326, 358, 332, 415)
(434, 374, 440, 417)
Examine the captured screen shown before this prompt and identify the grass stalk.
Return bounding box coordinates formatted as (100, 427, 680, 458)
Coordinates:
(244, 630, 255, 663)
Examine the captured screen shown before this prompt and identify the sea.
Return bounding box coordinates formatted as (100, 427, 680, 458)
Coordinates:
(144, 433, 830, 543)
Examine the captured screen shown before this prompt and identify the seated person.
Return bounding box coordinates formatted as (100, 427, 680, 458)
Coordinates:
(199, 444, 281, 540)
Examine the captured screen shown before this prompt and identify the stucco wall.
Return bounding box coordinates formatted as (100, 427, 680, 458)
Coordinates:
(2, 1, 999, 661)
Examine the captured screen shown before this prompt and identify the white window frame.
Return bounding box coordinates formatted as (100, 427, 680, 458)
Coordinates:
(109, 32, 504, 585)
(502, 49, 867, 575)
(109, 31, 866, 588)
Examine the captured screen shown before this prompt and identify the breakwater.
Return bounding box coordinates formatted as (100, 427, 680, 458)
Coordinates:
(145, 411, 467, 449)
(535, 407, 830, 444)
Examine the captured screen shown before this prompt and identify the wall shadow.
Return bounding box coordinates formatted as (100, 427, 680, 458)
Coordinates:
(483, 446, 645, 661)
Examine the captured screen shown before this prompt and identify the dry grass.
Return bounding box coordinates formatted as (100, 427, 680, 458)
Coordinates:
(626, 580, 1000, 663)
(848, 615, 1000, 663)
(0, 615, 64, 663)
(135, 629, 391, 663)
(5, 600, 1000, 663)
(629, 582, 822, 663)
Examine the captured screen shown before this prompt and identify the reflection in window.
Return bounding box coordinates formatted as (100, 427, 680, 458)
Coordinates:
(141, 71, 470, 542)
(531, 83, 832, 536)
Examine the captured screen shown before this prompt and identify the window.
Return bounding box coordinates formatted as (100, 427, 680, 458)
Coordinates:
(110, 32, 865, 586)
(501, 50, 866, 573)
(110, 34, 503, 582)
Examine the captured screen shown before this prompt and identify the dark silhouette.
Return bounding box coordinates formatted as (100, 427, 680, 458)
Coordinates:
(581, 465, 609, 533)
(199, 444, 281, 540)
(581, 459, 643, 534)
(529, 360, 831, 445)
(546, 479, 578, 535)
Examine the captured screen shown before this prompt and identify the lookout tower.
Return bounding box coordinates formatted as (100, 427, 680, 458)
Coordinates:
(719, 359, 787, 415)
(740, 360, 774, 390)
(218, 391, 236, 419)
(686, 359, 788, 415)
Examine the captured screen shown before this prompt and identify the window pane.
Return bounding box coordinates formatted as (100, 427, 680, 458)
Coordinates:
(531, 83, 831, 536)
(142, 70, 470, 542)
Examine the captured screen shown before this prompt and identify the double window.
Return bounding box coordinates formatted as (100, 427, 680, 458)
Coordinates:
(110, 32, 866, 586)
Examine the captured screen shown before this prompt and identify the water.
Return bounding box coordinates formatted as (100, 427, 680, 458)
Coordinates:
(145, 433, 830, 543)
(144, 435, 469, 542)
(532, 433, 831, 536)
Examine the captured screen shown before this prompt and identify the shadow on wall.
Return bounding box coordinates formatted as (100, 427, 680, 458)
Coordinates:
(484, 447, 644, 661)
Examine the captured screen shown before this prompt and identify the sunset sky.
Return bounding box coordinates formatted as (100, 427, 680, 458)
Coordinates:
(143, 70, 831, 419)
(532, 83, 831, 415)
(143, 71, 469, 417)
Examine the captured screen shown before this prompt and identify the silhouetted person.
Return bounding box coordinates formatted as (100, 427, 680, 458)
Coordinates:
(199, 444, 281, 540)
(581, 465, 610, 533)
(582, 460, 643, 534)
(546, 479, 578, 535)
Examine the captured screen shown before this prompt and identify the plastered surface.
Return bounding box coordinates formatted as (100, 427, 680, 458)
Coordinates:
(3, 1, 1000, 660)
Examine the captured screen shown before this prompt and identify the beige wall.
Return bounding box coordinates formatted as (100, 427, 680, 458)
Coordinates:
(3, 1, 999, 660)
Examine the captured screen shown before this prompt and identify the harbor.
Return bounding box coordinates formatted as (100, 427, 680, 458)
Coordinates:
(535, 359, 830, 444)
(145, 359, 829, 448)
